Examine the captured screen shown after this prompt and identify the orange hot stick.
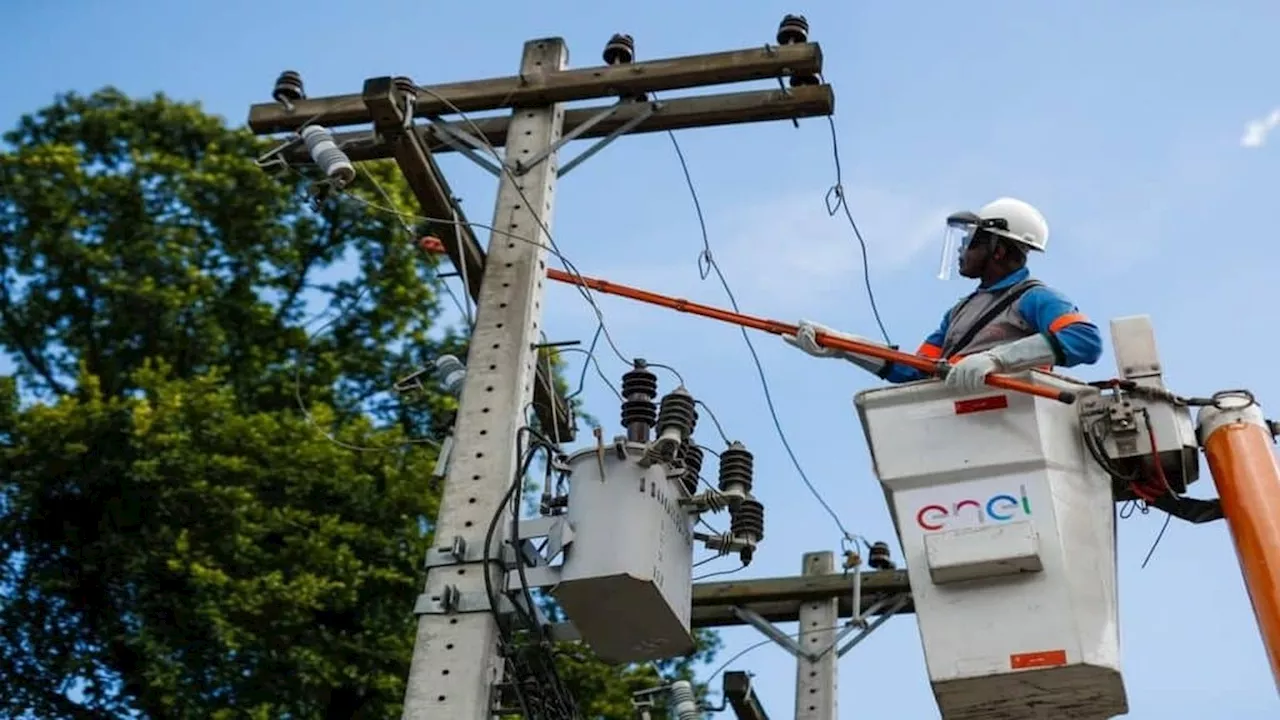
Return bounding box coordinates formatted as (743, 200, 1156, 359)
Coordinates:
(418, 236, 1076, 404)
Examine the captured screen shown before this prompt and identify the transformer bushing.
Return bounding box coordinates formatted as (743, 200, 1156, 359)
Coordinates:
(658, 387, 697, 439)
(731, 497, 765, 565)
(647, 387, 697, 464)
(621, 359, 659, 443)
(717, 441, 754, 499)
(679, 442, 703, 496)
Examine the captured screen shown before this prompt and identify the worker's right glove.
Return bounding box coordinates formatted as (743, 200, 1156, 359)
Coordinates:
(783, 320, 888, 375)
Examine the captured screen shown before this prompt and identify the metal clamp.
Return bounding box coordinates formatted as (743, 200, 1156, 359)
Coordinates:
(424, 535, 488, 569)
(413, 585, 496, 615)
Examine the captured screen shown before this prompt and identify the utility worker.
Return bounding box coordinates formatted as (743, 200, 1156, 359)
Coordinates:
(784, 197, 1101, 392)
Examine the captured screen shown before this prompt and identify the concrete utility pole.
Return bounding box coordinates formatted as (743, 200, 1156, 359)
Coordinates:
(246, 21, 904, 720)
(397, 38, 568, 718)
(796, 552, 839, 720)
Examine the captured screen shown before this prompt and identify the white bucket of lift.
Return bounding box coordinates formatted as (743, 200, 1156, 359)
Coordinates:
(854, 371, 1128, 720)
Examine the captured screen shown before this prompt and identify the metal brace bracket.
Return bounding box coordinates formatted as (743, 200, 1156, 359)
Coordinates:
(514, 102, 624, 176)
(730, 592, 910, 662)
(517, 515, 575, 562)
(504, 564, 562, 592)
(732, 606, 807, 659)
(834, 593, 911, 658)
(554, 101, 659, 178)
(424, 118, 504, 176)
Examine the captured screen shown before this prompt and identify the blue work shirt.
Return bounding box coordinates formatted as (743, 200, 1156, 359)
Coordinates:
(880, 267, 1102, 384)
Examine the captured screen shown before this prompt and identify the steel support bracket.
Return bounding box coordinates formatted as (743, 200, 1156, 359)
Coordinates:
(554, 101, 659, 178)
(514, 102, 622, 175)
(517, 515, 575, 562)
(730, 591, 910, 663)
(503, 564, 562, 592)
(732, 606, 808, 660)
(834, 593, 911, 658)
(426, 118, 504, 176)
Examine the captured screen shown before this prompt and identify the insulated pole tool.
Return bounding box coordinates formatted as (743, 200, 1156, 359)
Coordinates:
(418, 237, 1077, 404)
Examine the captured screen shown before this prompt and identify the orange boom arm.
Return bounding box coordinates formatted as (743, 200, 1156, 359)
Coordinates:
(1199, 395, 1280, 690)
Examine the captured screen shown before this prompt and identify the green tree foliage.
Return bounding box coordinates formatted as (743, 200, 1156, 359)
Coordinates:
(0, 88, 719, 718)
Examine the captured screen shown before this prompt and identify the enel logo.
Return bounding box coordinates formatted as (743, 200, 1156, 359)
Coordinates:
(914, 486, 1032, 531)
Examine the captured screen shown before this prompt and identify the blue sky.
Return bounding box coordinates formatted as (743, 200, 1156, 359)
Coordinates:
(4, 0, 1279, 717)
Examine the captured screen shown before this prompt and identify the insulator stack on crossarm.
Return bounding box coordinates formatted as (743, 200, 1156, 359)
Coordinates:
(602, 33, 647, 102)
(775, 14, 819, 87)
(301, 125, 355, 188)
(731, 497, 765, 565)
(868, 540, 894, 570)
(272, 70, 305, 109)
(602, 33, 635, 65)
(679, 441, 703, 496)
(668, 680, 701, 720)
(621, 359, 659, 443)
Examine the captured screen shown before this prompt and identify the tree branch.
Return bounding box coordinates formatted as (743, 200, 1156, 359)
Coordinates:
(0, 277, 68, 395)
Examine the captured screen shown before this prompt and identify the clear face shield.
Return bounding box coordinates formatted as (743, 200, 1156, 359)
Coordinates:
(936, 211, 981, 280)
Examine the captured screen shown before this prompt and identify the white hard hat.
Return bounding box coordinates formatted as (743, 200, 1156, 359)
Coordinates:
(936, 197, 1049, 279)
(974, 197, 1049, 252)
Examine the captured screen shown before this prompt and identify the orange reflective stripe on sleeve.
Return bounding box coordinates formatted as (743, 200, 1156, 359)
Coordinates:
(1048, 312, 1089, 333)
(917, 342, 943, 359)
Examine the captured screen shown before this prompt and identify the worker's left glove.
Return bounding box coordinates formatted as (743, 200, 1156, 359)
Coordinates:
(784, 320, 888, 375)
(945, 353, 1001, 393)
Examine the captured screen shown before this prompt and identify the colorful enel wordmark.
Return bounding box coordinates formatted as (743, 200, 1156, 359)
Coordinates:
(915, 485, 1032, 531)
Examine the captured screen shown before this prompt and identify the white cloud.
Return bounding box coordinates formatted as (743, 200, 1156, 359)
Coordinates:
(1240, 108, 1280, 148)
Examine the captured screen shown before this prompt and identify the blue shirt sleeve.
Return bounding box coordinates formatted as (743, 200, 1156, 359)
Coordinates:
(879, 309, 951, 383)
(1017, 285, 1102, 367)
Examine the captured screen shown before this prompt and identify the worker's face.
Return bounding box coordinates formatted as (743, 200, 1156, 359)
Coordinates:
(956, 235, 993, 278)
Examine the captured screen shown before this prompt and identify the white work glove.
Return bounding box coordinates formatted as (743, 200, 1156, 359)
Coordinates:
(945, 353, 1000, 393)
(783, 319, 839, 358)
(945, 334, 1058, 393)
(783, 320, 887, 375)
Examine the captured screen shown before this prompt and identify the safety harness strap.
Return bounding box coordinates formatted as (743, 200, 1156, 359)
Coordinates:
(942, 279, 1043, 359)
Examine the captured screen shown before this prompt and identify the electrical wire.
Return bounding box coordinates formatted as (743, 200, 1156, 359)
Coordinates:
(357, 164, 473, 326)
(565, 323, 609, 401)
(290, 256, 441, 454)
(407, 82, 647, 376)
(822, 111, 892, 347)
(1140, 512, 1173, 570)
(700, 622, 848, 697)
(484, 426, 579, 717)
(558, 349, 623, 402)
(693, 564, 748, 582)
(665, 129, 862, 550)
(694, 399, 730, 445)
(335, 87, 694, 431)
